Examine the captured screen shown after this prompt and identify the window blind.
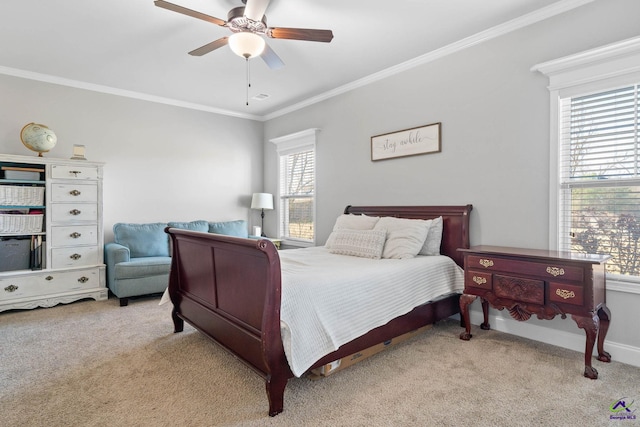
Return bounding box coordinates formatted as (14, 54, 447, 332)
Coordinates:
(279, 148, 315, 241)
(559, 84, 640, 276)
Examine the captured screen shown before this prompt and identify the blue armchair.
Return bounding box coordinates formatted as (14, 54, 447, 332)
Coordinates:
(104, 220, 248, 306)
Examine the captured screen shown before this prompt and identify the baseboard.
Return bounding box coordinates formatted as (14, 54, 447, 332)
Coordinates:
(457, 312, 640, 369)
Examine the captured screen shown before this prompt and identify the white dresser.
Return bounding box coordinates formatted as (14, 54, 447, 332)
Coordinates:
(0, 154, 106, 312)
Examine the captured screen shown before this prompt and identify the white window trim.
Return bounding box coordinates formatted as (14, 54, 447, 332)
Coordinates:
(270, 128, 319, 247)
(532, 36, 640, 294)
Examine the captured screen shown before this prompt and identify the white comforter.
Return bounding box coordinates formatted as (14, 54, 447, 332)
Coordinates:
(279, 246, 465, 377)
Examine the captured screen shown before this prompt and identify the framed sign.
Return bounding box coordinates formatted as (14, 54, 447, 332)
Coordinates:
(371, 122, 441, 161)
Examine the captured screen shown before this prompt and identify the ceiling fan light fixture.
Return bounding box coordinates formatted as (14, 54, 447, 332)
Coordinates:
(229, 32, 265, 59)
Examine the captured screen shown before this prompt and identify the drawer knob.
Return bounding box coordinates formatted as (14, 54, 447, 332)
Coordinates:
(69, 189, 81, 196)
(70, 253, 82, 260)
(69, 170, 82, 176)
(70, 232, 82, 238)
(555, 288, 575, 299)
(70, 209, 82, 215)
(472, 276, 487, 285)
(45, 276, 53, 281)
(546, 266, 565, 277)
(479, 259, 494, 268)
(4, 284, 18, 293)
(78, 276, 89, 283)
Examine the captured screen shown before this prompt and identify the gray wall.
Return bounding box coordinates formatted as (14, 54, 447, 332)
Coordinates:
(263, 0, 640, 362)
(0, 74, 264, 242)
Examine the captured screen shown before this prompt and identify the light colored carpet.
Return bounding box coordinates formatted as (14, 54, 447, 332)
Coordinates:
(1, 296, 638, 427)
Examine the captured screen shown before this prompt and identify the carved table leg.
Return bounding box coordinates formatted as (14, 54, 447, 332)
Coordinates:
(459, 294, 477, 340)
(480, 299, 491, 330)
(172, 308, 184, 333)
(571, 313, 600, 379)
(596, 305, 612, 363)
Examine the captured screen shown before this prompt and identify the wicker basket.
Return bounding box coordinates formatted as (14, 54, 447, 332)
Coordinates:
(0, 214, 44, 233)
(0, 186, 45, 206)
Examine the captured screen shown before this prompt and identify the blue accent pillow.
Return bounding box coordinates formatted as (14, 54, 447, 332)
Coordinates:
(208, 220, 248, 238)
(167, 220, 209, 232)
(113, 222, 169, 258)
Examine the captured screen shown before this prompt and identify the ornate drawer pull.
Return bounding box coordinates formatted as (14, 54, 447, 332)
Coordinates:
(4, 284, 18, 293)
(46, 276, 53, 281)
(70, 209, 82, 215)
(70, 232, 82, 238)
(472, 276, 487, 285)
(69, 189, 81, 196)
(546, 266, 565, 277)
(70, 253, 82, 260)
(479, 259, 494, 268)
(78, 276, 89, 283)
(555, 288, 575, 299)
(69, 170, 82, 176)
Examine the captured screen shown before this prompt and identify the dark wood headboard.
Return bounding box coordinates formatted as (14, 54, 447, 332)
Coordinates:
(343, 205, 472, 268)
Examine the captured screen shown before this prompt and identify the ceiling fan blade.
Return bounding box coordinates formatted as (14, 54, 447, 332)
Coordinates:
(188, 37, 229, 56)
(267, 27, 334, 43)
(154, 0, 226, 27)
(261, 43, 284, 70)
(244, 0, 271, 22)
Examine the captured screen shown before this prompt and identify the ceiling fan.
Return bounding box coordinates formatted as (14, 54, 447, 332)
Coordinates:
(154, 0, 334, 69)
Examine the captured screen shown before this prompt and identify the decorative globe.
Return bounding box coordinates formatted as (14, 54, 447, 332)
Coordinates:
(20, 123, 57, 157)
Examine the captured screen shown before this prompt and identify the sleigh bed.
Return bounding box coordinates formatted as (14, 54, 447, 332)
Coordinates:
(165, 204, 472, 416)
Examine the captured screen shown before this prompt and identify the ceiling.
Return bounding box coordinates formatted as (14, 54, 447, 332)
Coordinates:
(0, 0, 586, 120)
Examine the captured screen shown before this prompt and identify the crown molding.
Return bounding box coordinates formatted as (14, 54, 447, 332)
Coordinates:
(263, 0, 595, 120)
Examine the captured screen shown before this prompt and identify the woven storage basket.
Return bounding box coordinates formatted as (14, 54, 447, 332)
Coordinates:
(0, 186, 45, 206)
(0, 214, 44, 233)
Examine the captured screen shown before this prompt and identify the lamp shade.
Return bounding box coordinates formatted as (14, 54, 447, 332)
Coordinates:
(229, 32, 266, 59)
(251, 193, 273, 210)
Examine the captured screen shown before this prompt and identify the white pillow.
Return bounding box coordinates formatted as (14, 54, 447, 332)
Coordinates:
(373, 217, 430, 259)
(419, 216, 443, 256)
(325, 214, 380, 248)
(328, 229, 387, 259)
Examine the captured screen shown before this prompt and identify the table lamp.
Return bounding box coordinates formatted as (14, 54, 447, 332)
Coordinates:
(251, 193, 273, 237)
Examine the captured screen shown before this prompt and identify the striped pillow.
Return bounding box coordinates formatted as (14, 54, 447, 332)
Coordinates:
(328, 229, 387, 259)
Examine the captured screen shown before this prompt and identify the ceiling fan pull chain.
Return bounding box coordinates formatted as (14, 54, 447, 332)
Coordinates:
(246, 57, 250, 106)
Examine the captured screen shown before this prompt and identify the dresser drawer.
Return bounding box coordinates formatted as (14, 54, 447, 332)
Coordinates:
(50, 225, 98, 247)
(50, 203, 98, 222)
(51, 164, 99, 180)
(549, 282, 584, 306)
(465, 270, 492, 291)
(51, 246, 100, 269)
(51, 183, 98, 203)
(0, 268, 101, 301)
(466, 255, 584, 282)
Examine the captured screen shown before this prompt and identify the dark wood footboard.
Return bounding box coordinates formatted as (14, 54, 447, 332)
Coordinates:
(166, 204, 472, 416)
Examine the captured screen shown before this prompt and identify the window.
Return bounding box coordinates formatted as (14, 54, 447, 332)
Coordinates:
(559, 85, 640, 277)
(271, 129, 318, 246)
(534, 36, 640, 289)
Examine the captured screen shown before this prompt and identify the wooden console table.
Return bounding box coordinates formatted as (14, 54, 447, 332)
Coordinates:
(458, 245, 611, 379)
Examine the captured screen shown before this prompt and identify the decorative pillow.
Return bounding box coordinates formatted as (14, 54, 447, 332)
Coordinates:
(419, 216, 443, 256)
(325, 214, 380, 248)
(113, 222, 169, 258)
(374, 217, 430, 259)
(208, 220, 248, 238)
(328, 229, 387, 259)
(167, 220, 209, 232)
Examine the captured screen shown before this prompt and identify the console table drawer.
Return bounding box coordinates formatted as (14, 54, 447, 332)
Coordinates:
(494, 274, 544, 304)
(465, 270, 492, 290)
(466, 255, 584, 282)
(549, 282, 584, 306)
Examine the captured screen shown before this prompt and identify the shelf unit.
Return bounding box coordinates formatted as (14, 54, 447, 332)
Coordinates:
(0, 154, 106, 312)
